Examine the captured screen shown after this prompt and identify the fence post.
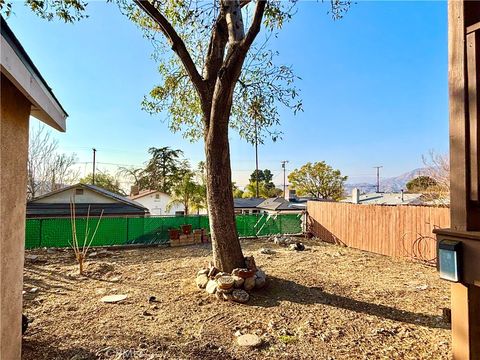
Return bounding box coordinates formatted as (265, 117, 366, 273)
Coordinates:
(245, 215, 249, 237)
(38, 219, 43, 248)
(126, 217, 129, 245)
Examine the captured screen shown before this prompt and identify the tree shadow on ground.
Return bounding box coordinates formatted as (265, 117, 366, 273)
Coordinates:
(23, 265, 76, 294)
(22, 339, 97, 360)
(22, 335, 237, 360)
(250, 276, 449, 330)
(26, 243, 213, 267)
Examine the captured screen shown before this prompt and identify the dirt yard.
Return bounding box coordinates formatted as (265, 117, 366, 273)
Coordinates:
(22, 238, 451, 360)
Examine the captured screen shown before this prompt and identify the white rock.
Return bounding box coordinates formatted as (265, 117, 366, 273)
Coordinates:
(195, 274, 209, 289)
(100, 294, 127, 303)
(206, 280, 217, 294)
(237, 334, 262, 347)
(259, 248, 275, 255)
(25, 254, 40, 263)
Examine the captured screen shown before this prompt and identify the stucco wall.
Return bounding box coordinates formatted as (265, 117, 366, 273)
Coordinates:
(133, 192, 184, 215)
(33, 187, 117, 204)
(0, 74, 31, 360)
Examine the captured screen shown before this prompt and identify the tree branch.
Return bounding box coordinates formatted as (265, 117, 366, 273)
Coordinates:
(134, 0, 206, 95)
(203, 8, 228, 86)
(220, 0, 266, 83)
(222, 0, 245, 45)
(242, 0, 266, 51)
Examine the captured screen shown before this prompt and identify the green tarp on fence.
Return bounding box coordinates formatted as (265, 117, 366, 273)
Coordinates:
(25, 214, 303, 249)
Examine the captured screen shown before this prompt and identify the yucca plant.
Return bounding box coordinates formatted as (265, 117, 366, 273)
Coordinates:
(69, 195, 104, 275)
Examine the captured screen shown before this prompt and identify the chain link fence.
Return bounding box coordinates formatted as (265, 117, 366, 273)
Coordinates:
(25, 213, 303, 249)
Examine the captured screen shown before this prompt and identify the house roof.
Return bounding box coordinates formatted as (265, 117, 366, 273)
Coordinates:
(233, 198, 265, 209)
(1, 16, 67, 131)
(129, 189, 169, 200)
(342, 192, 425, 205)
(29, 183, 148, 211)
(234, 196, 319, 212)
(257, 197, 306, 211)
(26, 203, 146, 218)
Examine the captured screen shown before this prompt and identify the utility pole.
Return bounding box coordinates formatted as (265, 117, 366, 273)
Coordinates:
(281, 160, 289, 197)
(373, 166, 383, 193)
(92, 148, 97, 185)
(254, 118, 259, 198)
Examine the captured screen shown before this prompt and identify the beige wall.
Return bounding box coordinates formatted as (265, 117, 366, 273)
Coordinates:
(133, 192, 184, 215)
(1, 74, 31, 359)
(33, 187, 117, 204)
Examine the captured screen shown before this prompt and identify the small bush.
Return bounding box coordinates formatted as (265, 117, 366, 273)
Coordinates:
(278, 335, 298, 344)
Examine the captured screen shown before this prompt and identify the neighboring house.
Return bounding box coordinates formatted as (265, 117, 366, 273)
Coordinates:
(342, 188, 427, 205)
(233, 198, 265, 215)
(1, 16, 68, 359)
(27, 184, 148, 218)
(233, 189, 323, 215)
(256, 197, 306, 214)
(255, 187, 332, 214)
(128, 189, 185, 216)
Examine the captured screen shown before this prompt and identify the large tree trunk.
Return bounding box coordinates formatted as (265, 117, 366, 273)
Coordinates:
(205, 116, 245, 273)
(133, 0, 267, 274)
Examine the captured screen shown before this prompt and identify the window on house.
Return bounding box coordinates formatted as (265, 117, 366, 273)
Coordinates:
(175, 211, 185, 216)
(75, 188, 84, 195)
(155, 194, 160, 199)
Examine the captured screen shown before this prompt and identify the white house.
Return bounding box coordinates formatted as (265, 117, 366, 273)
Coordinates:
(129, 189, 185, 216)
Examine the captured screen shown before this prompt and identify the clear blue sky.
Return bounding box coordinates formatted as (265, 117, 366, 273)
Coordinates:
(5, 1, 448, 188)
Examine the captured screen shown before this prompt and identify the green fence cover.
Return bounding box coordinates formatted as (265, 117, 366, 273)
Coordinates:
(24, 213, 302, 249)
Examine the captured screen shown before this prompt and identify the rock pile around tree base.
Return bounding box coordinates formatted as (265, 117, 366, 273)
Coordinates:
(195, 256, 266, 303)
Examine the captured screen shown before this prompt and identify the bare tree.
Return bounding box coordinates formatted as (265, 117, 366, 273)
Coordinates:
(27, 125, 78, 200)
(421, 149, 450, 204)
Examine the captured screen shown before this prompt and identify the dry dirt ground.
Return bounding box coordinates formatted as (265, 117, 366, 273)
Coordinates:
(22, 238, 451, 360)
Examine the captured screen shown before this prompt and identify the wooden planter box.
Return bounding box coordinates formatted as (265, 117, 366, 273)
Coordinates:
(181, 224, 192, 235)
(168, 229, 181, 240)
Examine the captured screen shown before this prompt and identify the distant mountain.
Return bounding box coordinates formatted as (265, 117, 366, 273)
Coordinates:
(344, 182, 377, 194)
(345, 168, 428, 195)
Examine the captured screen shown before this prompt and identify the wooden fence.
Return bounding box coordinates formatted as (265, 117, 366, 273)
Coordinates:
(307, 201, 450, 264)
